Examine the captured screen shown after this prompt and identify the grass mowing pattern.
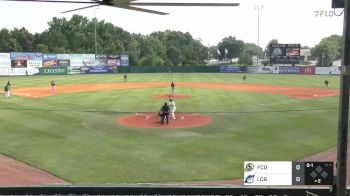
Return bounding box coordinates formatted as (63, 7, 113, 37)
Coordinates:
(0, 73, 340, 183)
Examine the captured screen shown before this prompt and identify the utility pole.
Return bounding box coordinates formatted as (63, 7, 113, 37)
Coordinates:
(336, 0, 350, 195)
(254, 5, 263, 66)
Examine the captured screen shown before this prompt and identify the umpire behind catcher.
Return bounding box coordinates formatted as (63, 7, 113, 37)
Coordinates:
(160, 102, 170, 124)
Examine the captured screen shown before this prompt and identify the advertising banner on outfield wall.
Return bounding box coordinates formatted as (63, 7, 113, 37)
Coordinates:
(108, 59, 120, 67)
(10, 52, 42, 61)
(0, 67, 9, 75)
(9, 68, 28, 76)
(58, 60, 70, 66)
(220, 66, 247, 73)
(316, 67, 341, 75)
(278, 66, 301, 74)
(69, 54, 84, 67)
(0, 53, 11, 68)
(79, 66, 117, 74)
(43, 53, 58, 67)
(120, 54, 129, 66)
(68, 67, 81, 75)
(0, 61, 10, 68)
(246, 66, 258, 73)
(11, 60, 27, 68)
(57, 54, 70, 60)
(27, 61, 42, 68)
(83, 59, 108, 66)
(300, 66, 316, 75)
(257, 66, 274, 73)
(38, 66, 68, 75)
(0, 53, 10, 59)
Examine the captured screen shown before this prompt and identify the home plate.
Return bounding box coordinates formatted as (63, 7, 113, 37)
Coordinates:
(313, 94, 318, 97)
(25, 93, 31, 96)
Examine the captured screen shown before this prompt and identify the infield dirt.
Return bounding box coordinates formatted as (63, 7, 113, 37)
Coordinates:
(6, 82, 338, 99)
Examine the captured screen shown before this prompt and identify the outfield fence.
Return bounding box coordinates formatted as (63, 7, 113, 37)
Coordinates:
(0, 52, 341, 76)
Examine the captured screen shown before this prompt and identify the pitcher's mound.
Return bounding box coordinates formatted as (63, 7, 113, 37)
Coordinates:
(117, 112, 211, 129)
(153, 94, 192, 99)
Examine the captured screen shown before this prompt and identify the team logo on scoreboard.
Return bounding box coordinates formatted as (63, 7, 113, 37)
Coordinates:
(244, 175, 255, 184)
(244, 163, 254, 172)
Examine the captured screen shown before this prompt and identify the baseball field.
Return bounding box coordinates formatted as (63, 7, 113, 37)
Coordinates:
(0, 73, 341, 185)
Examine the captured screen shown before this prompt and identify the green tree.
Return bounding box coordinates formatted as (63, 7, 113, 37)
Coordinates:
(139, 55, 165, 66)
(238, 52, 253, 65)
(243, 43, 263, 58)
(11, 28, 35, 51)
(265, 39, 278, 58)
(312, 38, 339, 67)
(35, 44, 49, 53)
(218, 36, 244, 59)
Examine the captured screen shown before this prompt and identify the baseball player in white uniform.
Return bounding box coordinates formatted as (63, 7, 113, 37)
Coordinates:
(169, 98, 176, 120)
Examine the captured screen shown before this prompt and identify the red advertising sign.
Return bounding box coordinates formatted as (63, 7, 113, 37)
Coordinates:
(300, 66, 315, 75)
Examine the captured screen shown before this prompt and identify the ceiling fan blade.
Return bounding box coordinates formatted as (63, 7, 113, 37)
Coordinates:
(129, 2, 240, 6)
(61, 4, 99, 13)
(112, 5, 169, 15)
(0, 0, 97, 3)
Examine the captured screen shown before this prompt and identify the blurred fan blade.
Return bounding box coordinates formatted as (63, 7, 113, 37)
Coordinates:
(113, 5, 169, 15)
(61, 4, 99, 13)
(129, 2, 240, 6)
(0, 0, 96, 3)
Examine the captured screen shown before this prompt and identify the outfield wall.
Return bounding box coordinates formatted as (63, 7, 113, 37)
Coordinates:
(118, 66, 219, 73)
(0, 52, 128, 76)
(118, 65, 340, 75)
(0, 52, 342, 76)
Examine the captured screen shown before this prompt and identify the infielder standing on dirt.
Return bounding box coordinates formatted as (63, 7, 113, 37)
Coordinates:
(51, 80, 56, 95)
(124, 74, 128, 82)
(324, 79, 329, 89)
(6, 81, 11, 97)
(169, 98, 176, 120)
(4, 83, 9, 98)
(170, 81, 175, 95)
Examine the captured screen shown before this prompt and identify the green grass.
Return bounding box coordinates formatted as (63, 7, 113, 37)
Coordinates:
(0, 73, 340, 184)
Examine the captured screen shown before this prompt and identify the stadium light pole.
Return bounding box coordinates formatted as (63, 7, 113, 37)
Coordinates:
(94, 6, 98, 56)
(336, 0, 350, 195)
(254, 5, 263, 66)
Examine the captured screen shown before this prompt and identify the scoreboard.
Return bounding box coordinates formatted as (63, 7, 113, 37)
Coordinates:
(269, 44, 301, 64)
(244, 161, 333, 186)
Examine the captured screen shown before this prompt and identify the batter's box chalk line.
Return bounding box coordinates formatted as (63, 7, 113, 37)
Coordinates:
(135, 113, 151, 120)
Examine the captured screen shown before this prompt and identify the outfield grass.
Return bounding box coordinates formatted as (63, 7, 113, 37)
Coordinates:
(0, 73, 340, 184)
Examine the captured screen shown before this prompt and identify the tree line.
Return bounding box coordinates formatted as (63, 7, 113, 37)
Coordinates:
(0, 14, 343, 66)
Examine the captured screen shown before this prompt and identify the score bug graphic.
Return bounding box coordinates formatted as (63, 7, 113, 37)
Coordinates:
(304, 162, 333, 185)
(243, 161, 333, 186)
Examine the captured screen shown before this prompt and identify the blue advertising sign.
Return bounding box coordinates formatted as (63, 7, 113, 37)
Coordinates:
(43, 54, 57, 60)
(278, 66, 301, 74)
(10, 52, 42, 61)
(220, 66, 247, 73)
(120, 54, 129, 66)
(57, 54, 70, 60)
(80, 66, 117, 74)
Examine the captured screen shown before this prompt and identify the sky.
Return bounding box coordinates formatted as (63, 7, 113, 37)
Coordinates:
(0, 0, 345, 48)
